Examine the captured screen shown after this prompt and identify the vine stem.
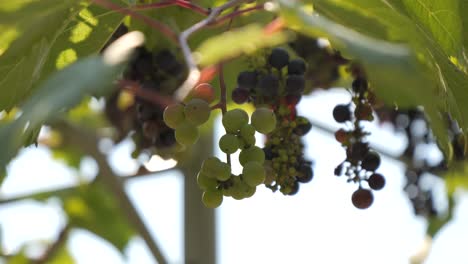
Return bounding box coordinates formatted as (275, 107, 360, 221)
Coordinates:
(118, 79, 176, 108)
(92, 0, 179, 44)
(208, 4, 265, 27)
(174, 0, 248, 101)
(132, 0, 210, 16)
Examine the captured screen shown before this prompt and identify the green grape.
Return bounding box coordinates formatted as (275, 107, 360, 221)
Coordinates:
(237, 136, 246, 149)
(184, 98, 211, 125)
(197, 171, 218, 190)
(201, 157, 231, 181)
(222, 187, 233, 197)
(175, 122, 199, 146)
(251, 107, 276, 134)
(222, 109, 249, 133)
(240, 124, 256, 146)
(219, 134, 240, 154)
(242, 161, 266, 187)
(202, 189, 223, 208)
(242, 183, 256, 198)
(230, 177, 246, 200)
(163, 103, 185, 129)
(239, 146, 265, 166)
(263, 161, 277, 185)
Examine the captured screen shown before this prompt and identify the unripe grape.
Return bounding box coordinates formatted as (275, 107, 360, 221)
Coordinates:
(216, 162, 231, 181)
(268, 47, 289, 69)
(175, 122, 199, 146)
(240, 124, 256, 145)
(242, 161, 266, 187)
(351, 188, 374, 209)
(185, 83, 215, 103)
(163, 103, 185, 129)
(222, 109, 249, 133)
(219, 134, 239, 154)
(251, 107, 276, 134)
(201, 157, 231, 181)
(202, 189, 223, 208)
(197, 171, 218, 190)
(184, 98, 211, 125)
(239, 146, 265, 166)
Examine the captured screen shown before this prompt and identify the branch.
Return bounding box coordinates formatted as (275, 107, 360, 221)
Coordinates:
(208, 4, 265, 27)
(132, 0, 210, 16)
(174, 0, 248, 100)
(92, 0, 179, 44)
(33, 224, 71, 264)
(119, 79, 176, 108)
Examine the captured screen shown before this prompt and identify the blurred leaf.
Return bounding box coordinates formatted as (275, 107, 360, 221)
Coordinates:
(48, 245, 75, 264)
(64, 182, 135, 251)
(195, 24, 291, 66)
(7, 250, 29, 264)
(0, 0, 124, 112)
(0, 55, 124, 184)
(278, 0, 468, 159)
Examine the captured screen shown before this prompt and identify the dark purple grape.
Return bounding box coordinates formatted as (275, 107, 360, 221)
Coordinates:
(287, 181, 300, 195)
(333, 104, 351, 123)
(361, 151, 381, 171)
(258, 74, 279, 96)
(368, 173, 385, 190)
(296, 164, 313, 183)
(334, 163, 343, 176)
(352, 77, 368, 93)
(237, 71, 257, 89)
(286, 75, 305, 94)
(351, 188, 373, 209)
(156, 130, 176, 148)
(285, 94, 301, 105)
(294, 120, 312, 136)
(288, 59, 306, 75)
(347, 142, 369, 161)
(268, 48, 289, 69)
(263, 147, 275, 160)
(155, 50, 183, 75)
(231, 88, 249, 104)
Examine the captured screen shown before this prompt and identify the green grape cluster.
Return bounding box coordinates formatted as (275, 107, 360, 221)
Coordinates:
(163, 98, 211, 147)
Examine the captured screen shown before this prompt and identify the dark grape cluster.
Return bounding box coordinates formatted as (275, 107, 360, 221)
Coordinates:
(232, 48, 314, 195)
(104, 25, 188, 158)
(289, 35, 348, 90)
(333, 75, 385, 209)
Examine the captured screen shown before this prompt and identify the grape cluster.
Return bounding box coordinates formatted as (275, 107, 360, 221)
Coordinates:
(104, 27, 189, 158)
(289, 35, 348, 90)
(232, 48, 314, 195)
(333, 75, 385, 209)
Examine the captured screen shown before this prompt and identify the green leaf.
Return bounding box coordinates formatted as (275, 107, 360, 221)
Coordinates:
(64, 183, 135, 251)
(195, 24, 291, 66)
(0, 55, 124, 184)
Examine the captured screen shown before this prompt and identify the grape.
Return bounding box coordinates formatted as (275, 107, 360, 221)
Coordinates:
(251, 107, 276, 134)
(355, 104, 373, 120)
(202, 189, 223, 208)
(163, 103, 185, 129)
(240, 124, 256, 145)
(293, 119, 312, 136)
(239, 146, 265, 166)
(154, 49, 183, 75)
(288, 59, 306, 75)
(201, 157, 231, 181)
(287, 181, 300, 195)
(216, 162, 231, 181)
(263, 147, 275, 160)
(237, 71, 257, 89)
(296, 163, 313, 183)
(231, 88, 249, 104)
(361, 151, 381, 171)
(352, 77, 368, 93)
(258, 74, 279, 96)
(242, 161, 266, 187)
(334, 129, 348, 143)
(219, 134, 240, 154)
(285, 94, 301, 105)
(334, 163, 343, 176)
(286, 75, 305, 94)
(230, 177, 245, 200)
(333, 104, 351, 123)
(197, 171, 218, 190)
(186, 83, 215, 103)
(347, 142, 369, 161)
(368, 173, 385, 190)
(175, 122, 199, 146)
(222, 109, 249, 133)
(268, 47, 289, 69)
(351, 188, 374, 209)
(184, 98, 211, 125)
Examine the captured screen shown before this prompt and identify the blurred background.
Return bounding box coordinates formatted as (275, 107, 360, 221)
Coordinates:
(1, 89, 467, 264)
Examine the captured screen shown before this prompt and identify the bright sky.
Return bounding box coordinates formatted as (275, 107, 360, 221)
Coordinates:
(1, 89, 467, 264)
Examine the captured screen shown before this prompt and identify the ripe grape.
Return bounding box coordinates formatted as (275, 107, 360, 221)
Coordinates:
(268, 47, 290, 69)
(348, 142, 369, 161)
(237, 71, 257, 89)
(296, 163, 313, 183)
(287, 181, 300, 195)
(197, 171, 218, 190)
(242, 161, 266, 187)
(184, 98, 211, 125)
(163, 103, 185, 129)
(202, 189, 223, 208)
(239, 146, 265, 166)
(334, 163, 343, 176)
(232, 88, 249, 104)
(368, 173, 385, 190)
(286, 75, 305, 94)
(351, 188, 374, 209)
(258, 74, 279, 96)
(222, 109, 249, 133)
(251, 107, 277, 134)
(288, 59, 306, 75)
(219, 134, 240, 154)
(175, 122, 199, 146)
(334, 128, 348, 143)
(333, 104, 351, 123)
(154, 49, 182, 75)
(361, 151, 381, 171)
(186, 83, 215, 103)
(293, 119, 312, 136)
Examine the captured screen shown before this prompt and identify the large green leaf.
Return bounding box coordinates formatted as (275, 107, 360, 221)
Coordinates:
(0, 0, 125, 112)
(279, 0, 468, 159)
(0, 55, 124, 183)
